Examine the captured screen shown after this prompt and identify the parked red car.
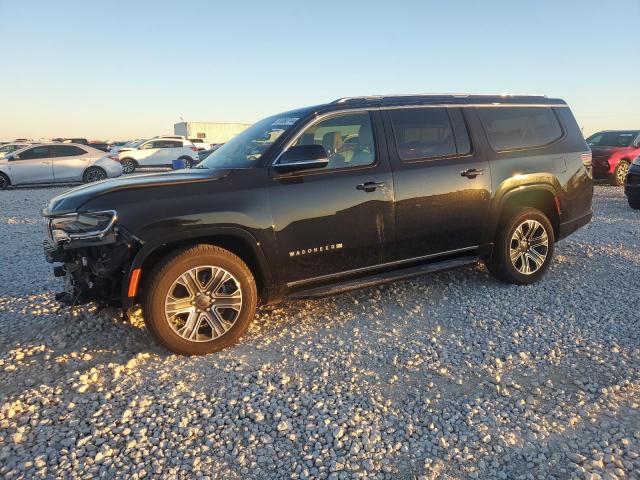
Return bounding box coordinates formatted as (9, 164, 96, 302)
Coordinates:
(586, 130, 640, 186)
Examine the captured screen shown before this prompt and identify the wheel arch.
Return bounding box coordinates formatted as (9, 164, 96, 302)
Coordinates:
(494, 184, 561, 240)
(123, 227, 272, 307)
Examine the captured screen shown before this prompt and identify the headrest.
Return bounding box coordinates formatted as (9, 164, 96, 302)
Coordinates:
(322, 131, 343, 154)
(358, 125, 373, 148)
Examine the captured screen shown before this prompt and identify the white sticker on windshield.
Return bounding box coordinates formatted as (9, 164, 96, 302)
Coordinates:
(272, 117, 299, 126)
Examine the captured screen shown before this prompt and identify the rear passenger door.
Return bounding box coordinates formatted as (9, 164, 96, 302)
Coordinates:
(136, 141, 162, 166)
(51, 145, 89, 182)
(383, 107, 491, 260)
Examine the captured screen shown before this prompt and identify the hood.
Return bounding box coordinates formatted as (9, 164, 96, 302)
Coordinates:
(43, 168, 231, 216)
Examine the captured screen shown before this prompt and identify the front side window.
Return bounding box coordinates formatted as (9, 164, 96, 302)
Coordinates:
(290, 112, 376, 170)
(389, 108, 458, 160)
(15, 146, 50, 160)
(478, 107, 563, 151)
(200, 111, 305, 169)
(587, 131, 638, 148)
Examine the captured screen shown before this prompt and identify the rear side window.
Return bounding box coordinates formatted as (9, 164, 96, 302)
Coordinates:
(51, 145, 86, 157)
(389, 108, 464, 161)
(153, 140, 182, 148)
(478, 107, 563, 151)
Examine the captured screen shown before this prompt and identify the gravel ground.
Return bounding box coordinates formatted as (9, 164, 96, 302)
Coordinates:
(0, 185, 639, 480)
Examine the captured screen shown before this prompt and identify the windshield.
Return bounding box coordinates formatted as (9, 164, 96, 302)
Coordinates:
(200, 112, 303, 169)
(587, 131, 638, 147)
(0, 144, 24, 153)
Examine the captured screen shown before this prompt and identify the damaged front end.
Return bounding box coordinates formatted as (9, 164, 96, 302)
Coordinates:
(43, 210, 141, 306)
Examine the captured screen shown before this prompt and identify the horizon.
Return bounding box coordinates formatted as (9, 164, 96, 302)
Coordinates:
(1, 0, 639, 140)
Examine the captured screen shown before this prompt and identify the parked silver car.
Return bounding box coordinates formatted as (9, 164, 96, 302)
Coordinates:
(0, 144, 122, 189)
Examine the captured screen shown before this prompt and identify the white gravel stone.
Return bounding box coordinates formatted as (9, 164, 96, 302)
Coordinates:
(0, 185, 639, 479)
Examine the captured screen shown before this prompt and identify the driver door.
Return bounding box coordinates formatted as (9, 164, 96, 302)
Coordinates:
(136, 141, 162, 167)
(268, 111, 395, 286)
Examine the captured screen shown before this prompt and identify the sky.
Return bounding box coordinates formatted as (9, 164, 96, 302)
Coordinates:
(1, 0, 639, 140)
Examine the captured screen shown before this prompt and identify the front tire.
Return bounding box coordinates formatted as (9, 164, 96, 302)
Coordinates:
(610, 160, 630, 186)
(0, 173, 9, 190)
(142, 245, 257, 355)
(487, 207, 555, 285)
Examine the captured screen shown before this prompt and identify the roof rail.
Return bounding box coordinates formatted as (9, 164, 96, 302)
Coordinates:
(332, 93, 548, 103)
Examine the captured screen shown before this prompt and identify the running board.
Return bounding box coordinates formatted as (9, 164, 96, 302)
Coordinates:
(290, 255, 480, 299)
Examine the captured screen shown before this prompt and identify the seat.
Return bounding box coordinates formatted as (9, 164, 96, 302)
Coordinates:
(351, 125, 375, 166)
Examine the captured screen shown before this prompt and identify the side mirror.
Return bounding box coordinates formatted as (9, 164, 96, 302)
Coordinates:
(273, 144, 329, 173)
(10, 154, 19, 161)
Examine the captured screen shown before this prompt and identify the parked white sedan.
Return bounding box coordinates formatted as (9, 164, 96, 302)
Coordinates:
(0, 144, 122, 189)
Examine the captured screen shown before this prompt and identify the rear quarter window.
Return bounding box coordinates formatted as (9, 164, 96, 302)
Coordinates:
(478, 107, 563, 151)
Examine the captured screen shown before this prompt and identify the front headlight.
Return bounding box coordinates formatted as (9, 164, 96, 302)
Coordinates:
(50, 210, 117, 243)
(632, 156, 640, 166)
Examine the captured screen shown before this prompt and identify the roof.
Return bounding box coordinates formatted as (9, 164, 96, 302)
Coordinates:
(330, 93, 566, 107)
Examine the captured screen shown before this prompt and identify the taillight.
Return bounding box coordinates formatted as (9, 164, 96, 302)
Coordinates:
(108, 155, 120, 162)
(581, 153, 593, 179)
(190, 146, 198, 152)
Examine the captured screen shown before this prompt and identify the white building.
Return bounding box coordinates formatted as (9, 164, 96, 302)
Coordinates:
(173, 121, 251, 144)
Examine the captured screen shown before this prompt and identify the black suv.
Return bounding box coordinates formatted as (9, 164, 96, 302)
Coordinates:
(43, 94, 593, 355)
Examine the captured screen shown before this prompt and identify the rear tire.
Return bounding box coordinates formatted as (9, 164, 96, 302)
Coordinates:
(142, 244, 257, 355)
(487, 207, 555, 285)
(0, 173, 9, 190)
(121, 158, 136, 174)
(83, 167, 107, 183)
(610, 160, 629, 186)
(181, 157, 193, 169)
(628, 197, 640, 210)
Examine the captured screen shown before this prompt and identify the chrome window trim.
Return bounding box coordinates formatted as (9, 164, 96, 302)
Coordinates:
(271, 103, 569, 168)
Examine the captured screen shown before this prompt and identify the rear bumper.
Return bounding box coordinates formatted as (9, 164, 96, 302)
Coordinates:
(557, 211, 592, 241)
(624, 164, 640, 198)
(592, 166, 611, 180)
(625, 183, 640, 199)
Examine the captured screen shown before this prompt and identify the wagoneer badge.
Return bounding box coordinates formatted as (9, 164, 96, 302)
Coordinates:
(289, 243, 343, 257)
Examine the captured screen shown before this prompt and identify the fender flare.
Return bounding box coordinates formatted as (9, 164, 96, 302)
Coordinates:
(121, 226, 272, 306)
(487, 182, 560, 241)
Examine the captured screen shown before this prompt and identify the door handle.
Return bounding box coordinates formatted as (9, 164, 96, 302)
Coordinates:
(356, 181, 384, 192)
(461, 168, 484, 179)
